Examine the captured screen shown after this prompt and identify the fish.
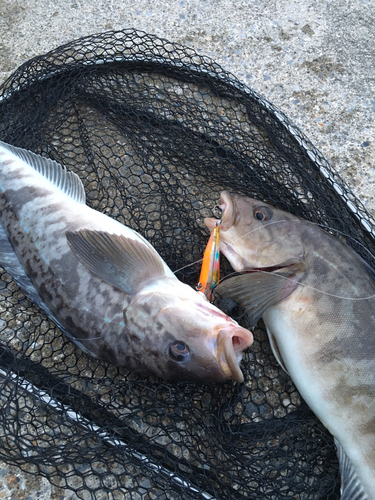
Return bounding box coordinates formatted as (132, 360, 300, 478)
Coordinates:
(0, 143, 253, 383)
(205, 190, 375, 499)
(196, 221, 221, 301)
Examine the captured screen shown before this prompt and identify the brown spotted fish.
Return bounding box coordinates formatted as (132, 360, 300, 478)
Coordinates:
(205, 191, 375, 499)
(0, 143, 253, 383)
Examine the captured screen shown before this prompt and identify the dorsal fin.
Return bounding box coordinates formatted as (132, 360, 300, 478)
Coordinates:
(0, 140, 86, 204)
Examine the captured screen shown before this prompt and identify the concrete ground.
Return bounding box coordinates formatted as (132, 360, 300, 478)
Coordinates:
(0, 0, 373, 498)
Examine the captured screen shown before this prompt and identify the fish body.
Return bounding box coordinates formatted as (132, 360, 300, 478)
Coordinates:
(197, 222, 221, 301)
(206, 191, 375, 499)
(0, 144, 253, 383)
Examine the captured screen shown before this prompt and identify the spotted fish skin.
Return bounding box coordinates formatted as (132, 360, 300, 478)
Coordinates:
(206, 191, 375, 499)
(0, 144, 253, 383)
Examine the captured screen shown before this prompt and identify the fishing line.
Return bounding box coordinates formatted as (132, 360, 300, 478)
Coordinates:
(217, 269, 375, 301)
(200, 210, 375, 300)
(314, 222, 375, 262)
(263, 270, 375, 301)
(226, 217, 375, 263)
(171, 220, 298, 275)
(173, 257, 205, 274)
(173, 216, 375, 301)
(231, 219, 300, 242)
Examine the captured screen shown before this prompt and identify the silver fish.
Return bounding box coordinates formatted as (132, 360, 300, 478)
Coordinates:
(206, 190, 375, 499)
(0, 144, 253, 383)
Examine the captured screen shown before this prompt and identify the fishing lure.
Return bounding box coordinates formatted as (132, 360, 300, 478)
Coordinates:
(197, 221, 221, 301)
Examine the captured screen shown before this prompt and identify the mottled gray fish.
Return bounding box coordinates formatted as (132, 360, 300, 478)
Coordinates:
(205, 190, 375, 499)
(0, 143, 253, 383)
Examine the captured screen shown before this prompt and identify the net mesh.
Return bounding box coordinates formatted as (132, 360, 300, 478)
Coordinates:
(0, 29, 374, 499)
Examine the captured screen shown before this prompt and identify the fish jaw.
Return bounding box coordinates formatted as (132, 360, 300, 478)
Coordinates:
(215, 326, 253, 383)
(184, 289, 254, 383)
(217, 190, 239, 230)
(204, 217, 250, 272)
(205, 190, 239, 232)
(196, 299, 253, 382)
(125, 278, 253, 383)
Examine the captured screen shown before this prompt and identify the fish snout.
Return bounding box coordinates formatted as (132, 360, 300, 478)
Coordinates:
(219, 190, 239, 230)
(204, 191, 239, 232)
(216, 326, 253, 383)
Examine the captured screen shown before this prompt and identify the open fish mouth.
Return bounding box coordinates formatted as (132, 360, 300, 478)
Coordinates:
(217, 328, 253, 383)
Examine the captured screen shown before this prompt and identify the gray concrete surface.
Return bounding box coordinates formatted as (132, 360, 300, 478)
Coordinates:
(0, 0, 373, 498)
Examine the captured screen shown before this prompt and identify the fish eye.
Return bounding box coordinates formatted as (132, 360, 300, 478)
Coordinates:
(254, 206, 273, 222)
(168, 341, 190, 362)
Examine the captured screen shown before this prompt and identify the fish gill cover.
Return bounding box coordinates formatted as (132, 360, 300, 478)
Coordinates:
(0, 29, 374, 499)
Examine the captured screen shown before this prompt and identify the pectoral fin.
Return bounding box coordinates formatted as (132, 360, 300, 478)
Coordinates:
(215, 264, 305, 328)
(67, 230, 166, 294)
(334, 438, 368, 500)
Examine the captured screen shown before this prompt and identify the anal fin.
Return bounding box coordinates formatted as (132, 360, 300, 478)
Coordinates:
(0, 223, 96, 358)
(335, 438, 369, 500)
(0, 223, 45, 308)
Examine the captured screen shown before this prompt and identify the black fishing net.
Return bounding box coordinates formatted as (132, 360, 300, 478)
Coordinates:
(0, 29, 374, 499)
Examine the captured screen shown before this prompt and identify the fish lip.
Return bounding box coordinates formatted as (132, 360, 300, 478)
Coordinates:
(204, 216, 220, 231)
(219, 190, 239, 230)
(241, 257, 303, 273)
(216, 327, 253, 383)
(204, 191, 238, 231)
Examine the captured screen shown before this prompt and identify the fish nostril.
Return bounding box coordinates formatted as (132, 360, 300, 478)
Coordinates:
(231, 327, 254, 351)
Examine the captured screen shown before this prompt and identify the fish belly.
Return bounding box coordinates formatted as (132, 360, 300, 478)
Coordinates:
(263, 300, 375, 500)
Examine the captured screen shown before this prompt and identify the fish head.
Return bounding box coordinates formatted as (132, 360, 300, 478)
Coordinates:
(125, 282, 253, 383)
(66, 228, 252, 383)
(205, 191, 305, 271)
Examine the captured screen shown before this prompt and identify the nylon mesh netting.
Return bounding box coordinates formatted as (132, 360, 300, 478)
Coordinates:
(0, 29, 374, 500)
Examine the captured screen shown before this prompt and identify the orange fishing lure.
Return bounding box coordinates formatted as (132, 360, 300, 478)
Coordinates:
(197, 222, 220, 301)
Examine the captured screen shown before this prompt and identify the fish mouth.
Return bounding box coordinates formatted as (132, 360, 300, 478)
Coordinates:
(204, 216, 221, 231)
(205, 191, 238, 231)
(216, 327, 253, 383)
(218, 190, 239, 230)
(240, 258, 302, 274)
(210, 233, 301, 275)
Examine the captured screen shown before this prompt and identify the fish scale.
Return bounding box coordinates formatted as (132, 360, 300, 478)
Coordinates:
(0, 141, 253, 383)
(208, 190, 375, 500)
